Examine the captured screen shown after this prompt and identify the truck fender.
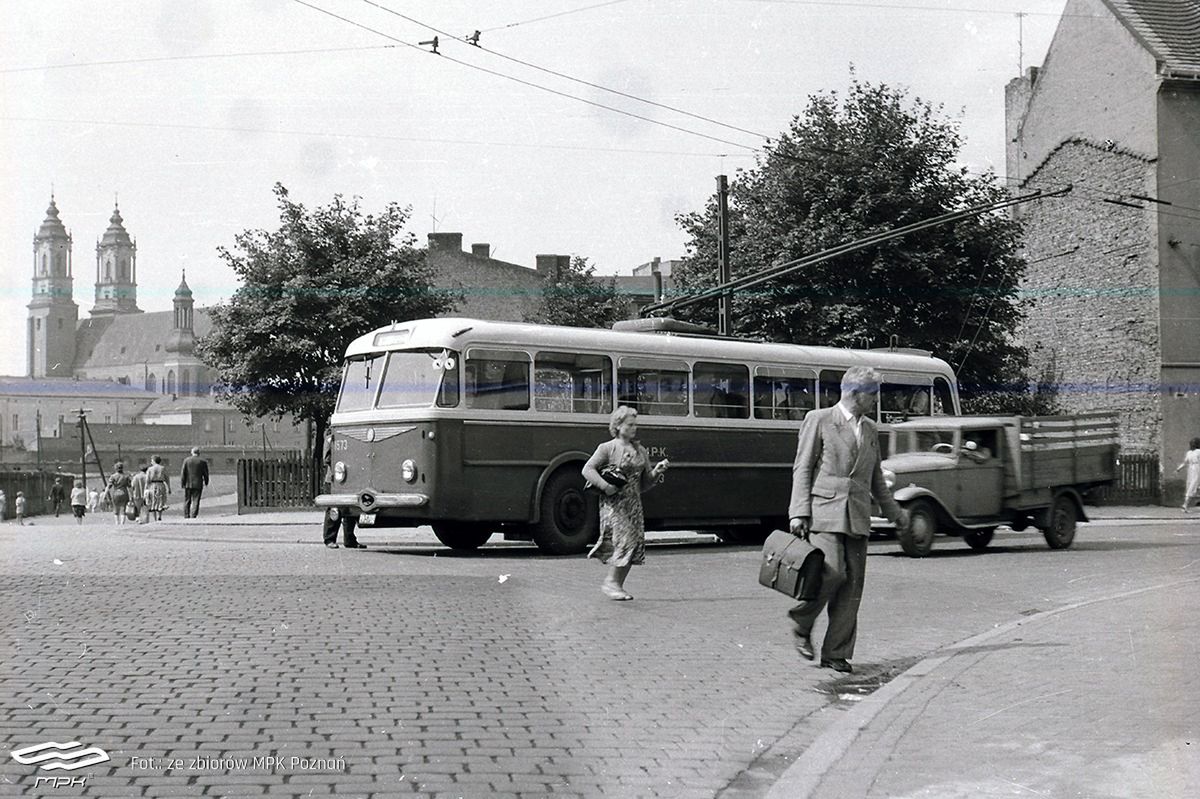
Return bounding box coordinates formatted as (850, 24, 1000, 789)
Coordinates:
(529, 451, 593, 524)
(893, 485, 942, 506)
(1055, 488, 1089, 523)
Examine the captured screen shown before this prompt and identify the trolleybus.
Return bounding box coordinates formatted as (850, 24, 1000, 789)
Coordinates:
(316, 317, 961, 554)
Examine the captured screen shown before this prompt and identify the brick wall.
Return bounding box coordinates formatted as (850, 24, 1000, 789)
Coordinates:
(1017, 140, 1162, 454)
(426, 232, 544, 322)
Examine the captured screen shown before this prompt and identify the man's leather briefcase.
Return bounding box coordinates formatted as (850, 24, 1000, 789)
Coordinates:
(758, 529, 824, 601)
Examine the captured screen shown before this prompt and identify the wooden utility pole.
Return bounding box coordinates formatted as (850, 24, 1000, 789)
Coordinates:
(716, 174, 732, 336)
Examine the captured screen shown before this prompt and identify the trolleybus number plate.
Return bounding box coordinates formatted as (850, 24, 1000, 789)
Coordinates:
(359, 513, 376, 526)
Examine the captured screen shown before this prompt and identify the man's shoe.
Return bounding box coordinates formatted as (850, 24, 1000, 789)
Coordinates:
(820, 658, 853, 674)
(324, 542, 339, 549)
(344, 542, 368, 549)
(793, 634, 815, 661)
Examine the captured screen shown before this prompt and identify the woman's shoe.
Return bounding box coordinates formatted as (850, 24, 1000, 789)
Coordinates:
(601, 583, 632, 601)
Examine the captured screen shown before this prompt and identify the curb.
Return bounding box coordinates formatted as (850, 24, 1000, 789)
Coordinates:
(765, 575, 1200, 799)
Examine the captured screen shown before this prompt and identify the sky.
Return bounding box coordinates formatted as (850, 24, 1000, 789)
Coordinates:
(1, 0, 1071, 376)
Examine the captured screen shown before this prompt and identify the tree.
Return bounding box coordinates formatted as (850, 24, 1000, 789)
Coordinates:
(525, 255, 625, 329)
(198, 183, 458, 465)
(672, 79, 1048, 412)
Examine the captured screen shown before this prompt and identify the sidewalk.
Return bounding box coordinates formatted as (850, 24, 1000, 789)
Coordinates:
(771, 577, 1200, 798)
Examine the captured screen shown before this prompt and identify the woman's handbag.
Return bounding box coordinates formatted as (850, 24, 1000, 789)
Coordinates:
(587, 465, 627, 492)
(125, 504, 139, 521)
(758, 529, 824, 601)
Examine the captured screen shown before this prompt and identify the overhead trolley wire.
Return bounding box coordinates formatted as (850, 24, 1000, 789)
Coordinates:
(0, 44, 398, 75)
(357, 0, 772, 141)
(481, 0, 637, 33)
(290, 0, 762, 154)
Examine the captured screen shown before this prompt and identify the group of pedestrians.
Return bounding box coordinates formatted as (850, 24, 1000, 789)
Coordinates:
(100, 448, 209, 524)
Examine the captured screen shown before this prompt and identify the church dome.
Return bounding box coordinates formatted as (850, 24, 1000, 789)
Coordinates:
(99, 204, 133, 247)
(175, 271, 193, 299)
(36, 196, 70, 240)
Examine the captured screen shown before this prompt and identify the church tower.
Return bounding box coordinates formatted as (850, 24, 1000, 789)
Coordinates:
(27, 195, 78, 377)
(163, 271, 204, 396)
(91, 202, 141, 315)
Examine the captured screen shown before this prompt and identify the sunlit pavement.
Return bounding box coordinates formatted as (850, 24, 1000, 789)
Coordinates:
(3, 512, 1198, 798)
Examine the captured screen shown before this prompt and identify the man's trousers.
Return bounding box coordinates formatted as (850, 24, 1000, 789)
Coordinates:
(787, 531, 868, 661)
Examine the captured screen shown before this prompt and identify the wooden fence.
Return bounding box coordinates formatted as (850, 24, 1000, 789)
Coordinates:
(236, 456, 320, 513)
(1090, 452, 1160, 505)
(0, 471, 76, 520)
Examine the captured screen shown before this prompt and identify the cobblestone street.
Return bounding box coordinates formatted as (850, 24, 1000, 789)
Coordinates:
(3, 513, 1197, 798)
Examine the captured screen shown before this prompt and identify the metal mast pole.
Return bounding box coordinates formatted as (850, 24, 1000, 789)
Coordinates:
(716, 175, 732, 336)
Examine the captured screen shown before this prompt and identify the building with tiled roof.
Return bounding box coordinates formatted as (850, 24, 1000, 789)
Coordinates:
(1005, 0, 1200, 504)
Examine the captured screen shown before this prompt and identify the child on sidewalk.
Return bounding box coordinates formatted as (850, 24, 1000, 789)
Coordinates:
(15, 491, 26, 525)
(70, 480, 87, 525)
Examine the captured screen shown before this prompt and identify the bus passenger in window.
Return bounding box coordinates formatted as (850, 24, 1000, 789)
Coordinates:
(582, 407, 669, 601)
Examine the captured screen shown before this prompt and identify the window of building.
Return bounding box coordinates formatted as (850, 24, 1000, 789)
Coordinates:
(35, 318, 41, 331)
(533, 352, 613, 414)
(167, 370, 176, 395)
(57, 318, 62, 330)
(693, 362, 750, 419)
(228, 419, 236, 433)
(180, 370, 190, 396)
(146, 373, 156, 392)
(104, 415, 111, 423)
(465, 349, 530, 411)
(203, 419, 212, 433)
(117, 376, 129, 385)
(753, 367, 816, 421)
(11, 414, 17, 431)
(120, 346, 126, 354)
(617, 357, 689, 416)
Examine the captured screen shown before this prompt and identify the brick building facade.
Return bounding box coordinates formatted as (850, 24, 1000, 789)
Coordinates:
(1006, 0, 1200, 502)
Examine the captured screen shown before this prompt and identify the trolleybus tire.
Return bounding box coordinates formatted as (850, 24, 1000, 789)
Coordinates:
(1042, 494, 1077, 550)
(432, 522, 493, 551)
(898, 499, 938, 558)
(531, 468, 597, 555)
(963, 527, 996, 551)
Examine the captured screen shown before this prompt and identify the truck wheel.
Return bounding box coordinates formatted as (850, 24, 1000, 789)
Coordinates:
(1043, 495, 1077, 550)
(432, 522, 493, 551)
(964, 528, 995, 551)
(532, 468, 597, 555)
(899, 500, 938, 557)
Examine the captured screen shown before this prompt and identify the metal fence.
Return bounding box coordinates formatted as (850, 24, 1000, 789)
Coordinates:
(1090, 452, 1160, 505)
(236, 455, 319, 514)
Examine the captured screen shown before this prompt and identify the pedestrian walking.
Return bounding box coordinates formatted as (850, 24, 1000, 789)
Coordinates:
(145, 455, 170, 522)
(70, 480, 87, 525)
(1176, 436, 1200, 512)
(14, 491, 26, 525)
(322, 430, 365, 549)
(581, 406, 669, 601)
(129, 464, 148, 523)
(786, 366, 910, 674)
(48, 477, 66, 517)
(107, 461, 132, 525)
(87, 487, 99, 513)
(180, 446, 210, 519)
(0, 489, 7, 521)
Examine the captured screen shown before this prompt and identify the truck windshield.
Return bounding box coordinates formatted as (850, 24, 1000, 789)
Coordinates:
(893, 429, 957, 457)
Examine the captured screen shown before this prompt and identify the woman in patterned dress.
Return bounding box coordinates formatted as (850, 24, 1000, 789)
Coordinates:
(107, 462, 132, 525)
(145, 455, 171, 522)
(1176, 436, 1200, 512)
(582, 406, 669, 600)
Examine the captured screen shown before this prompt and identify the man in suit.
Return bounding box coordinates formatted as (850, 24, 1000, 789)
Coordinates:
(180, 447, 210, 519)
(788, 366, 909, 673)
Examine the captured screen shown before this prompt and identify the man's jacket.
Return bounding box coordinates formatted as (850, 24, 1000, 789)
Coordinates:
(788, 405, 902, 536)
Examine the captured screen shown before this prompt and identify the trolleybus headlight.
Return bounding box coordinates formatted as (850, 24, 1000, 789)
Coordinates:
(883, 468, 896, 489)
(401, 459, 418, 483)
(333, 461, 347, 483)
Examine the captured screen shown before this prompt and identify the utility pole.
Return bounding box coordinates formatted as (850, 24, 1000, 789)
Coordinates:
(35, 410, 42, 470)
(716, 175, 732, 336)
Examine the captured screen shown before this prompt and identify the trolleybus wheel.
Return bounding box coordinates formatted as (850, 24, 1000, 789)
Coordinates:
(898, 499, 938, 558)
(532, 468, 597, 555)
(963, 527, 996, 551)
(1042, 495, 1077, 550)
(432, 522, 493, 551)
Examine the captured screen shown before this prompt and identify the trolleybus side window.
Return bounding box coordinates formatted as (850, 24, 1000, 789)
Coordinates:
(377, 349, 460, 409)
(693, 361, 749, 419)
(617, 357, 689, 416)
(533, 352, 613, 414)
(753, 366, 815, 421)
(465, 348, 530, 411)
(932, 377, 955, 415)
(818, 369, 845, 409)
(879, 377, 933, 423)
(337, 354, 384, 412)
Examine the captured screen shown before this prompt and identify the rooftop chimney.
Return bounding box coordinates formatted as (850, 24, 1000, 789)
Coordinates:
(471, 243, 491, 259)
(427, 232, 463, 252)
